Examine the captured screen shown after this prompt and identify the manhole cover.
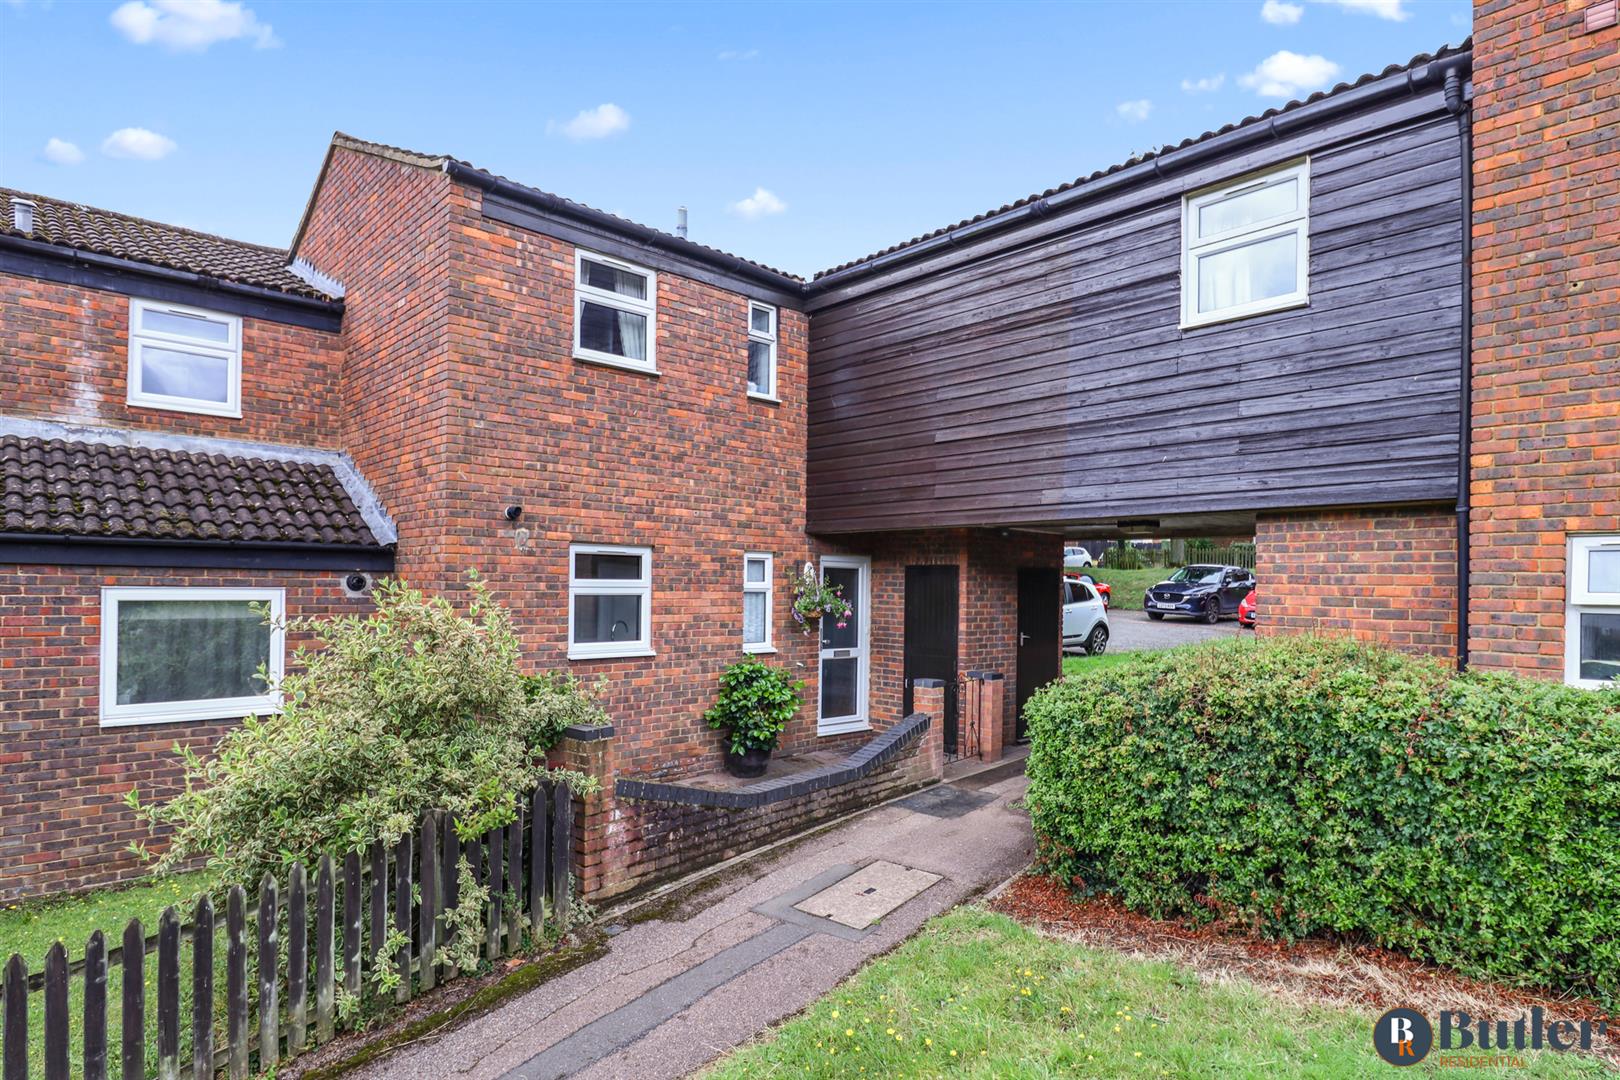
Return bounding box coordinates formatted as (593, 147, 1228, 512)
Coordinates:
(895, 785, 995, 818)
(793, 860, 941, 929)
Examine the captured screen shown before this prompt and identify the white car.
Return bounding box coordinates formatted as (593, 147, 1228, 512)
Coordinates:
(1063, 545, 1095, 570)
(1062, 578, 1110, 654)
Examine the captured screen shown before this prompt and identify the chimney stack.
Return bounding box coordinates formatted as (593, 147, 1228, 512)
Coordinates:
(11, 197, 37, 235)
(676, 206, 688, 239)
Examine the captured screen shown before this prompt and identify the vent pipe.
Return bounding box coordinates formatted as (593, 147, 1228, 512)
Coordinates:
(10, 197, 37, 235)
(676, 206, 688, 239)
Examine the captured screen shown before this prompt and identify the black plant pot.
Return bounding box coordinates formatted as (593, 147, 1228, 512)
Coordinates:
(724, 746, 771, 778)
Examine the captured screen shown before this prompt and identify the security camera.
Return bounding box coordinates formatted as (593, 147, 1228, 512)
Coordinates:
(342, 572, 373, 598)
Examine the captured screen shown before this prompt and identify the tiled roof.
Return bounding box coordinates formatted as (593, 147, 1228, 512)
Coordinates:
(322, 133, 806, 283)
(812, 40, 1472, 279)
(0, 435, 380, 546)
(0, 187, 330, 299)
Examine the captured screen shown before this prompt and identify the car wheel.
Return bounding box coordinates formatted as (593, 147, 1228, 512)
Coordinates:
(1203, 597, 1220, 624)
(1085, 624, 1108, 655)
(1146, 611, 1164, 621)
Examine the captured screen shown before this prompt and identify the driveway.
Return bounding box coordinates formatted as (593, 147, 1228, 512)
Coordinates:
(1093, 606, 1244, 653)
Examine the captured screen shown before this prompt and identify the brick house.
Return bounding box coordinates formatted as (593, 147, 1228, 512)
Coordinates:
(3, 1, 1615, 902)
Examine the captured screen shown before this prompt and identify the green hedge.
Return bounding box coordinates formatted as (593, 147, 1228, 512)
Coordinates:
(1024, 637, 1620, 1005)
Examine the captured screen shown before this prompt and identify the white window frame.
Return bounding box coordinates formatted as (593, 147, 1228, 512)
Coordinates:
(817, 555, 871, 736)
(1180, 160, 1310, 329)
(127, 298, 244, 417)
(1565, 534, 1620, 689)
(100, 586, 284, 728)
(573, 250, 658, 374)
(568, 543, 654, 659)
(747, 301, 778, 401)
(743, 553, 774, 653)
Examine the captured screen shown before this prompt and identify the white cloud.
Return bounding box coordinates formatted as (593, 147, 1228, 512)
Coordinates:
(110, 0, 278, 51)
(1261, 0, 1304, 23)
(1180, 73, 1226, 94)
(556, 103, 630, 141)
(729, 187, 786, 219)
(1115, 98, 1153, 122)
(1309, 0, 1409, 20)
(101, 127, 177, 160)
(43, 138, 85, 165)
(1239, 50, 1342, 98)
(717, 48, 759, 61)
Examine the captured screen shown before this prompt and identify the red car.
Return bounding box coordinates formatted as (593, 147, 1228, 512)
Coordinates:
(1238, 589, 1257, 628)
(1068, 573, 1111, 609)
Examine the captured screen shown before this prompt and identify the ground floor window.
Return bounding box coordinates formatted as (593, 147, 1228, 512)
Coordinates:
(100, 587, 285, 727)
(1567, 534, 1620, 688)
(743, 553, 773, 652)
(569, 544, 653, 659)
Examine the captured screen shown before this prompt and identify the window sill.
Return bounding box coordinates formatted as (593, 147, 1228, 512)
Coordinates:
(573, 351, 659, 377)
(568, 647, 657, 661)
(101, 704, 277, 728)
(817, 720, 871, 737)
(126, 395, 244, 419)
(743, 645, 777, 655)
(1179, 294, 1308, 331)
(747, 392, 781, 405)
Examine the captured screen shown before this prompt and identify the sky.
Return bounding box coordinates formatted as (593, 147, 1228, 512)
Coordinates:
(0, 0, 1471, 279)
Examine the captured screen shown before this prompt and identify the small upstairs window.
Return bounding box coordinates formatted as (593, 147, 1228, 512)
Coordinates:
(574, 251, 657, 372)
(1181, 161, 1309, 328)
(128, 298, 243, 417)
(747, 302, 777, 400)
(1567, 535, 1620, 689)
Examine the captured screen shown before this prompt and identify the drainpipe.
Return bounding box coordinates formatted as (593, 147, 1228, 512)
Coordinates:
(1445, 67, 1472, 672)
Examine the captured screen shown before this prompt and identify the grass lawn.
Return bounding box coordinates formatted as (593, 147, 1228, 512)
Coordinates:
(708, 908, 1608, 1079)
(1, 871, 215, 1080)
(1077, 567, 1169, 603)
(1061, 650, 1156, 678)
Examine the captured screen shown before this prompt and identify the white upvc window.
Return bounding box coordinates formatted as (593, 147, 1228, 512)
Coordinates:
(1181, 160, 1310, 329)
(743, 553, 774, 652)
(573, 250, 657, 373)
(747, 302, 777, 400)
(1566, 534, 1620, 689)
(568, 544, 653, 659)
(127, 298, 244, 417)
(100, 587, 284, 727)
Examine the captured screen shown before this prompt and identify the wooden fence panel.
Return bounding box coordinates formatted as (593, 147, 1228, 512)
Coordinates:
(316, 854, 335, 1044)
(485, 826, 503, 960)
(530, 786, 548, 931)
(192, 896, 215, 1080)
(551, 782, 573, 934)
(227, 887, 248, 1080)
(419, 814, 438, 992)
(82, 931, 107, 1080)
(43, 944, 67, 1080)
(157, 907, 180, 1080)
(3, 954, 25, 1080)
(343, 850, 362, 998)
(257, 874, 279, 1071)
(393, 832, 412, 1003)
(121, 920, 144, 1080)
(288, 861, 308, 1056)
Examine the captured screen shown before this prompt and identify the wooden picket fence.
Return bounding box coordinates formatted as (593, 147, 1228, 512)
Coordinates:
(2, 783, 574, 1080)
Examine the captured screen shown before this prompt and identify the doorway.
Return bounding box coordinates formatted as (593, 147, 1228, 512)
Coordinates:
(903, 565, 960, 753)
(818, 556, 870, 735)
(1015, 566, 1062, 739)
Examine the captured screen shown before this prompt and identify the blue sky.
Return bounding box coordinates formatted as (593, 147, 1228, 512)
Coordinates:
(0, 0, 1469, 278)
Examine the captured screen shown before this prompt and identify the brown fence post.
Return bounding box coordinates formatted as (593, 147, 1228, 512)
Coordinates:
(288, 861, 308, 1055)
(550, 782, 572, 934)
(506, 809, 523, 951)
(441, 813, 460, 980)
(316, 854, 335, 1043)
(258, 873, 279, 1070)
(343, 849, 362, 1000)
(83, 930, 107, 1080)
(3, 954, 25, 1080)
(120, 920, 143, 1080)
(393, 831, 412, 1003)
(42, 943, 67, 1080)
(157, 906, 180, 1080)
(368, 840, 386, 983)
(227, 886, 248, 1080)
(191, 895, 214, 1080)
(529, 786, 548, 932)
(419, 813, 438, 992)
(484, 826, 503, 960)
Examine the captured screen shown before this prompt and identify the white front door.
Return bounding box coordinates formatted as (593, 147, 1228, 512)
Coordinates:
(818, 556, 870, 734)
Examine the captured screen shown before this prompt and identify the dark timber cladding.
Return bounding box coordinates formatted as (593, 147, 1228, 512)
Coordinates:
(803, 69, 1466, 534)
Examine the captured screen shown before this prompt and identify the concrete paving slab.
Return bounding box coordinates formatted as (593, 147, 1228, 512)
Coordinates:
(792, 860, 941, 929)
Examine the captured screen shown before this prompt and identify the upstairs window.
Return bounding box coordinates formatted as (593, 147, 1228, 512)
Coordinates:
(128, 298, 243, 417)
(574, 251, 657, 372)
(747, 302, 777, 400)
(743, 553, 773, 651)
(568, 544, 653, 659)
(1181, 161, 1309, 328)
(1567, 535, 1620, 689)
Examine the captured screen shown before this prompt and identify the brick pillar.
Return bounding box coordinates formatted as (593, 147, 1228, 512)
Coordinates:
(967, 671, 1005, 763)
(546, 723, 618, 898)
(909, 678, 947, 781)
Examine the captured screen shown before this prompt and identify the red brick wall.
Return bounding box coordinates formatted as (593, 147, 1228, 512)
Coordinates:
(1255, 506, 1459, 656)
(0, 271, 344, 447)
(0, 565, 366, 900)
(1468, 0, 1620, 678)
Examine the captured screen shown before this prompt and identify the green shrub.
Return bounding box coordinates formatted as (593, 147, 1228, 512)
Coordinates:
(704, 657, 804, 754)
(131, 574, 600, 887)
(1099, 544, 1143, 570)
(1024, 636, 1620, 1004)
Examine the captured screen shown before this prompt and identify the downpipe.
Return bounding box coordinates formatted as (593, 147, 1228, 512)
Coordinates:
(1446, 68, 1472, 672)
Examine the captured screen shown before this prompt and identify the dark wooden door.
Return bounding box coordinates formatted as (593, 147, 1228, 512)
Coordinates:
(903, 566, 960, 752)
(1015, 567, 1062, 739)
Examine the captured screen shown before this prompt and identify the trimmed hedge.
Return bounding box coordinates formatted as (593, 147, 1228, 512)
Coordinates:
(1025, 637, 1620, 1005)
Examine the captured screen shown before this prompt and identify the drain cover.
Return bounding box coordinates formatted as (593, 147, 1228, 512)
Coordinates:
(793, 861, 941, 929)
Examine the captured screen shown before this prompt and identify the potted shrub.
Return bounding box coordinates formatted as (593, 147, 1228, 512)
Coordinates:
(704, 657, 805, 778)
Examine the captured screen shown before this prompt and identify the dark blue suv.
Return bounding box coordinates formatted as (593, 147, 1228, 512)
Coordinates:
(1144, 564, 1256, 623)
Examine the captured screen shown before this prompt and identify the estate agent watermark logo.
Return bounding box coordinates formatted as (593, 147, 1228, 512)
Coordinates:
(1374, 1007, 1610, 1068)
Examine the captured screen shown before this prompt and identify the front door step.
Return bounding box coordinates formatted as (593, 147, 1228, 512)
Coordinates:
(792, 860, 942, 930)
